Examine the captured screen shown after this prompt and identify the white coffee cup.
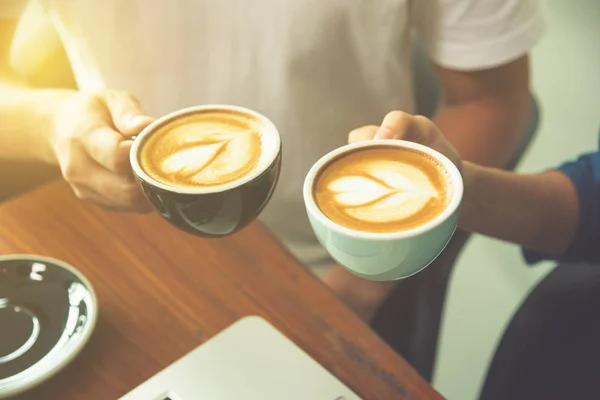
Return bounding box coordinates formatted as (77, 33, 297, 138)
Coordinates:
(303, 140, 463, 281)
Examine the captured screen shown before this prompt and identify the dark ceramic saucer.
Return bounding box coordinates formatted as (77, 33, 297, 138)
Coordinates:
(0, 255, 97, 398)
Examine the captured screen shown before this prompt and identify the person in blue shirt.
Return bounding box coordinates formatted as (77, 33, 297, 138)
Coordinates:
(352, 110, 599, 399)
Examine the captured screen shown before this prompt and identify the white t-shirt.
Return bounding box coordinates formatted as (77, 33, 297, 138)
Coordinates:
(4, 0, 545, 268)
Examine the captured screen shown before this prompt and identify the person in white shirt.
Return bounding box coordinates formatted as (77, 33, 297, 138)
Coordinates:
(0, 0, 544, 330)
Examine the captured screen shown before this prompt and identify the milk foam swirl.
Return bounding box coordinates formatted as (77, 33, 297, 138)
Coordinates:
(138, 108, 281, 193)
(159, 122, 261, 186)
(327, 160, 439, 223)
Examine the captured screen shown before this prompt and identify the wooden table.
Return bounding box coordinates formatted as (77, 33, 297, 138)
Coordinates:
(0, 181, 443, 400)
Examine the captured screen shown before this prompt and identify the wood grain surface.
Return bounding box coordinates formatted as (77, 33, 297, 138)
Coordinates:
(0, 181, 443, 400)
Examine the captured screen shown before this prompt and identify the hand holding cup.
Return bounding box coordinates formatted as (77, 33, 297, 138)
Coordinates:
(304, 112, 463, 281)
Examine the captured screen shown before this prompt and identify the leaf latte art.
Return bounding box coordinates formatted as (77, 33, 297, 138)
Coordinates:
(314, 147, 452, 233)
(160, 127, 261, 186)
(139, 110, 267, 189)
(328, 162, 439, 223)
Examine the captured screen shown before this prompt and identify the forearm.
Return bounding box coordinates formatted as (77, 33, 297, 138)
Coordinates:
(0, 81, 74, 163)
(433, 95, 529, 168)
(459, 162, 579, 254)
(0, 14, 76, 164)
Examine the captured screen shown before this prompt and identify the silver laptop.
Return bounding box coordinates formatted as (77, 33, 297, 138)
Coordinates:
(120, 316, 362, 400)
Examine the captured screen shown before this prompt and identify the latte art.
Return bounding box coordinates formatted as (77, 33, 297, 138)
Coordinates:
(139, 109, 277, 190)
(329, 161, 439, 223)
(314, 146, 452, 233)
(159, 124, 261, 186)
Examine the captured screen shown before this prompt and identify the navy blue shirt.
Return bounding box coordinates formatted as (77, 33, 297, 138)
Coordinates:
(524, 132, 600, 264)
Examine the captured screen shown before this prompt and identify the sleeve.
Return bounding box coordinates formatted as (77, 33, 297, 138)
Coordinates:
(0, 0, 28, 18)
(413, 0, 547, 71)
(523, 134, 600, 265)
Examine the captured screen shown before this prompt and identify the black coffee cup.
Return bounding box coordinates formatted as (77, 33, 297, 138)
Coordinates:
(130, 105, 281, 238)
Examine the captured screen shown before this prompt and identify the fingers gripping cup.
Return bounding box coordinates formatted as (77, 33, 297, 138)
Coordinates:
(130, 105, 281, 238)
(303, 140, 463, 281)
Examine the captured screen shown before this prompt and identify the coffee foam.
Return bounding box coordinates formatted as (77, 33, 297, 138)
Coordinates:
(138, 109, 279, 191)
(313, 146, 452, 233)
